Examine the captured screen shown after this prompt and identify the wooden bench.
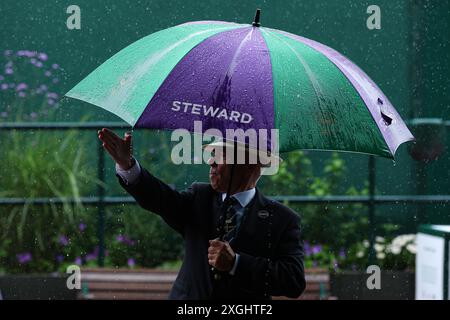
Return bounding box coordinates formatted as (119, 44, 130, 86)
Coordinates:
(79, 268, 330, 300)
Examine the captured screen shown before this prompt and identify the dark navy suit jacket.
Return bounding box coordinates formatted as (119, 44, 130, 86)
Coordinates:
(118, 167, 306, 300)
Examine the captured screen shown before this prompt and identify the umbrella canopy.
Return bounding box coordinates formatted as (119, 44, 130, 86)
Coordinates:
(66, 10, 414, 159)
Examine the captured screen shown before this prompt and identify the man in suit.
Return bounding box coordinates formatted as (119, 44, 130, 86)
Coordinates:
(98, 128, 306, 300)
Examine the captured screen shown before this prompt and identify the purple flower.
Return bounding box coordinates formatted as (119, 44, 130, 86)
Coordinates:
(19, 50, 36, 58)
(56, 255, 64, 263)
(5, 68, 13, 75)
(52, 63, 59, 69)
(4, 50, 12, 56)
(58, 235, 69, 246)
(312, 245, 322, 255)
(333, 259, 339, 271)
(79, 222, 86, 232)
(304, 241, 311, 256)
(18, 92, 26, 98)
(74, 257, 82, 265)
(116, 234, 135, 246)
(30, 58, 37, 64)
(339, 248, 346, 259)
(16, 83, 28, 91)
(0, 75, 4, 81)
(17, 252, 32, 264)
(30, 112, 37, 119)
(85, 247, 102, 262)
(44, 71, 52, 77)
(86, 252, 97, 261)
(38, 52, 48, 61)
(47, 92, 58, 99)
(47, 99, 55, 106)
(35, 61, 43, 68)
(1, 84, 8, 90)
(1, 112, 8, 117)
(39, 84, 48, 91)
(127, 258, 135, 268)
(52, 78, 59, 84)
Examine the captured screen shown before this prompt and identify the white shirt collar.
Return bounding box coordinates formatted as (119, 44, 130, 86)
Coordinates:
(221, 188, 256, 208)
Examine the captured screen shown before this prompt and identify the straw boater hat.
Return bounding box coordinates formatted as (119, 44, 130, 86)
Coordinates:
(202, 139, 282, 168)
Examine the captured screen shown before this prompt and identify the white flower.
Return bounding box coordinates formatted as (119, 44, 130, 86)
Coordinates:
(377, 252, 386, 260)
(390, 244, 402, 255)
(363, 240, 369, 248)
(376, 236, 385, 243)
(392, 236, 407, 248)
(357, 251, 364, 258)
(374, 244, 384, 253)
(390, 234, 416, 252)
(392, 237, 406, 248)
(406, 243, 417, 254)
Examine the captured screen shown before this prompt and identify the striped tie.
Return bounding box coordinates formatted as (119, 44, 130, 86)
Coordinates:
(222, 196, 240, 242)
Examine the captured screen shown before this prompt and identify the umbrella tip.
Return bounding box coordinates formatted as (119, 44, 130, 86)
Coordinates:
(252, 8, 261, 27)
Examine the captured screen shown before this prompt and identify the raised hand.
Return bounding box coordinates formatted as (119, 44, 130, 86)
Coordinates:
(98, 128, 134, 170)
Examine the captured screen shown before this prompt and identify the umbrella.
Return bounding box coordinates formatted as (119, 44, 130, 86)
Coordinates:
(66, 9, 414, 160)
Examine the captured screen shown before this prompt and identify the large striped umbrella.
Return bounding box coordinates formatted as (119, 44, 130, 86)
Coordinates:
(66, 9, 414, 159)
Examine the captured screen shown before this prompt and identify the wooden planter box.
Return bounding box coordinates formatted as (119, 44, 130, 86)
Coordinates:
(330, 270, 415, 300)
(0, 274, 78, 300)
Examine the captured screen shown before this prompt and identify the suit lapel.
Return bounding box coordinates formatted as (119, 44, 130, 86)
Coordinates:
(231, 188, 272, 250)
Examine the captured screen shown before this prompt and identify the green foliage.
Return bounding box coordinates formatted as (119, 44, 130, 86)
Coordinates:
(261, 151, 369, 252)
(0, 129, 184, 273)
(106, 206, 183, 268)
(0, 130, 98, 273)
(0, 50, 184, 273)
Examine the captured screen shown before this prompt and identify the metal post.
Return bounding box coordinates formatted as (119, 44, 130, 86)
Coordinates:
(409, 0, 427, 230)
(97, 137, 106, 267)
(368, 155, 376, 265)
(416, 162, 427, 228)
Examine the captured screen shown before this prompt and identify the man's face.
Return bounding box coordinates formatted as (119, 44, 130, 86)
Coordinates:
(207, 147, 262, 192)
(208, 148, 230, 192)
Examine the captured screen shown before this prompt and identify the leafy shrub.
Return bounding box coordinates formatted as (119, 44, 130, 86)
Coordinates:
(261, 151, 369, 251)
(0, 129, 98, 273)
